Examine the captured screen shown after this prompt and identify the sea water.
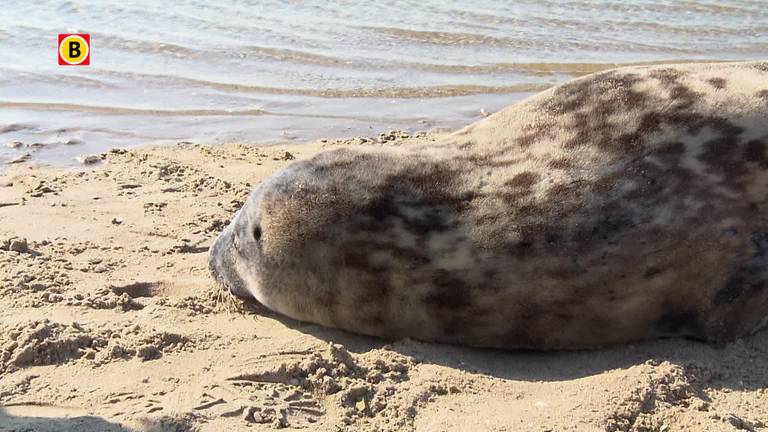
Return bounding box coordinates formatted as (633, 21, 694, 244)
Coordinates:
(0, 0, 766, 165)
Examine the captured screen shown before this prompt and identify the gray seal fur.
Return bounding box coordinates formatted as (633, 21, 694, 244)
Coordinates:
(210, 62, 768, 349)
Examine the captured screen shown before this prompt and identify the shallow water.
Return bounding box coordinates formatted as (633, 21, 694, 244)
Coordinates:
(1, 0, 767, 165)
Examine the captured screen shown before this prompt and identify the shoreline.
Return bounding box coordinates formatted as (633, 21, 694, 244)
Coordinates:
(1, 136, 767, 432)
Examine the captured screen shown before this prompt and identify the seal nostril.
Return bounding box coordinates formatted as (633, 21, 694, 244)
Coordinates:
(253, 226, 262, 241)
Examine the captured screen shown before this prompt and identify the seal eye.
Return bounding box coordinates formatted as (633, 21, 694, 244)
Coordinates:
(253, 226, 262, 241)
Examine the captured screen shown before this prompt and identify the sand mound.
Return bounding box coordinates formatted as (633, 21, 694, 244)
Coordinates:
(0, 320, 190, 374)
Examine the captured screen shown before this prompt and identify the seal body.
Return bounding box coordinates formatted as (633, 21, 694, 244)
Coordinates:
(210, 62, 768, 349)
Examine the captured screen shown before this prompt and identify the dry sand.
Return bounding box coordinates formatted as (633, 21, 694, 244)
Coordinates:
(0, 134, 766, 432)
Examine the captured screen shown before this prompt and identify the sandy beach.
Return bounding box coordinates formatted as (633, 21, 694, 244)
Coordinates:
(0, 135, 766, 432)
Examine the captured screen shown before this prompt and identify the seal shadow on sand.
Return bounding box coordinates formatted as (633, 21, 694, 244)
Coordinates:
(234, 299, 768, 393)
(0, 406, 193, 432)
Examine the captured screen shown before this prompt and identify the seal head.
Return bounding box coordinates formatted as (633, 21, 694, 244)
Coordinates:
(209, 148, 475, 340)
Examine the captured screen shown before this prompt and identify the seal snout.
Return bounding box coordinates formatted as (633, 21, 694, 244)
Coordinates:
(208, 225, 250, 299)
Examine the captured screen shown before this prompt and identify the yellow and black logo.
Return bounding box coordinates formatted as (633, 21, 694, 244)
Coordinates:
(58, 34, 90, 66)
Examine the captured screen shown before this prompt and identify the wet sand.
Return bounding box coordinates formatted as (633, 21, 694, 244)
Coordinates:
(1, 136, 767, 432)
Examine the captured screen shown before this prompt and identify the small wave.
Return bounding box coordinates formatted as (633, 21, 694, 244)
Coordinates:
(94, 44, 641, 76)
(250, 82, 548, 98)
(187, 82, 551, 98)
(521, 0, 764, 16)
(225, 45, 718, 75)
(602, 20, 768, 37)
(16, 68, 551, 98)
(97, 34, 200, 58)
(368, 27, 516, 46)
(104, 59, 721, 81)
(0, 68, 120, 89)
(5, 59, 729, 106)
(236, 45, 351, 67)
(0, 102, 267, 116)
(363, 26, 704, 54)
(395, 59, 723, 76)
(0, 101, 429, 124)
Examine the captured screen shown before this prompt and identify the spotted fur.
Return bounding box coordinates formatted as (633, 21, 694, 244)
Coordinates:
(210, 61, 768, 349)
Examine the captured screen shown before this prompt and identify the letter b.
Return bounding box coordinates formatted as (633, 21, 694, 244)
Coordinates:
(69, 41, 81, 58)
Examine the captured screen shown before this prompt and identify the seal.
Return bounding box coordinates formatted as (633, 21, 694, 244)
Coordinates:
(209, 62, 768, 349)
